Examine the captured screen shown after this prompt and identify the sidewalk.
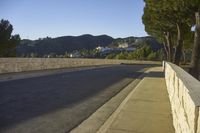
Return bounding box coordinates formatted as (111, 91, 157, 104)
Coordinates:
(98, 67, 175, 133)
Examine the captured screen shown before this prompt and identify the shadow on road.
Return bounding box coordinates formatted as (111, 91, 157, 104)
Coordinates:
(0, 64, 157, 132)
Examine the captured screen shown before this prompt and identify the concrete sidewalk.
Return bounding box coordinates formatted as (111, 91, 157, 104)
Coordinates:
(98, 67, 175, 133)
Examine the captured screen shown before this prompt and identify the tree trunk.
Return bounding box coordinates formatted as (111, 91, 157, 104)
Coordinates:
(163, 41, 169, 60)
(164, 32, 173, 62)
(189, 12, 200, 79)
(182, 49, 186, 64)
(174, 23, 184, 65)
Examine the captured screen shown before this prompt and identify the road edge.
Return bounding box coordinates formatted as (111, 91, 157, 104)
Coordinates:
(70, 68, 150, 133)
(97, 76, 147, 133)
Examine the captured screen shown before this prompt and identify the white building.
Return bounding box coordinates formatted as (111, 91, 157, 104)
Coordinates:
(96, 46, 111, 52)
(70, 52, 81, 58)
(118, 43, 129, 48)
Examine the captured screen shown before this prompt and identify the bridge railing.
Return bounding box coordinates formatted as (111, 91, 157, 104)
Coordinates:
(164, 61, 200, 133)
(0, 58, 159, 74)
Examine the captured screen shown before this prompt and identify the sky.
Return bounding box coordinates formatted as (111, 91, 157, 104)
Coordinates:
(0, 0, 148, 40)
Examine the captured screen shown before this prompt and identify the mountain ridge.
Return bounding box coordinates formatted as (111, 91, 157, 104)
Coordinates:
(17, 34, 162, 57)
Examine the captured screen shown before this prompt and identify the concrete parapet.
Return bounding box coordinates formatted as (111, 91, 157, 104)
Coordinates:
(164, 62, 200, 133)
(0, 58, 159, 74)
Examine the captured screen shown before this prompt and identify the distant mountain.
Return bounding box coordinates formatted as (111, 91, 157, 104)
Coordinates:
(16, 34, 162, 57)
(17, 34, 114, 56)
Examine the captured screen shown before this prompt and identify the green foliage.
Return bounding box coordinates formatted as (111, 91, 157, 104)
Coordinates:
(147, 52, 157, 60)
(106, 43, 164, 61)
(131, 44, 153, 60)
(106, 54, 116, 59)
(156, 49, 165, 60)
(115, 52, 128, 60)
(0, 19, 20, 57)
(142, 0, 200, 65)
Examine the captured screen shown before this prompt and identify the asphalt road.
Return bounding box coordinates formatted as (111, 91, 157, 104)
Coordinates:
(0, 64, 152, 133)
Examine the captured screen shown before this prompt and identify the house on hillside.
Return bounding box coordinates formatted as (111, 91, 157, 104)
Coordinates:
(118, 43, 129, 48)
(96, 46, 112, 52)
(69, 51, 81, 58)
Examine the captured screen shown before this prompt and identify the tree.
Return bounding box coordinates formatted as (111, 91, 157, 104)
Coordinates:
(142, 0, 176, 62)
(184, 0, 200, 79)
(168, 0, 192, 65)
(190, 12, 200, 78)
(0, 19, 20, 57)
(143, 0, 192, 65)
(143, 0, 200, 79)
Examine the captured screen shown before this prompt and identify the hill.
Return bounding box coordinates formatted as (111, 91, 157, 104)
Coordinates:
(111, 36, 162, 51)
(17, 34, 114, 56)
(16, 34, 162, 57)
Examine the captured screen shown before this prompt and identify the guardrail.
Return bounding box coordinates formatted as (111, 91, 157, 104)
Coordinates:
(0, 58, 159, 74)
(164, 61, 200, 133)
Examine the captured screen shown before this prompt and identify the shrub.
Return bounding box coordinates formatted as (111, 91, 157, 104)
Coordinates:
(147, 52, 157, 60)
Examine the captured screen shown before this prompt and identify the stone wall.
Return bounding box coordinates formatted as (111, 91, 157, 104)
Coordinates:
(0, 58, 158, 74)
(164, 62, 200, 133)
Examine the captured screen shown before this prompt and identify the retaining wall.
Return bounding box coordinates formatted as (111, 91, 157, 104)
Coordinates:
(0, 58, 158, 74)
(164, 62, 200, 133)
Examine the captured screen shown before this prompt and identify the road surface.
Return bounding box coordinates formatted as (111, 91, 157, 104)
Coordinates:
(0, 64, 153, 133)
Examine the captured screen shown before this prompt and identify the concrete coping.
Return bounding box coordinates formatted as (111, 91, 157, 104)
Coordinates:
(164, 62, 200, 106)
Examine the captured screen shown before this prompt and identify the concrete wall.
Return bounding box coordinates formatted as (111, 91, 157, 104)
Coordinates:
(0, 58, 158, 74)
(164, 62, 200, 133)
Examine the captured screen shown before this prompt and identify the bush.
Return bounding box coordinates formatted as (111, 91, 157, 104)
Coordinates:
(103, 43, 164, 61)
(147, 52, 157, 60)
(156, 49, 164, 60)
(115, 52, 127, 59)
(106, 54, 115, 59)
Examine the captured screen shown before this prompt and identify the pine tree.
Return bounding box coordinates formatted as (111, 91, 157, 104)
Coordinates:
(0, 19, 20, 57)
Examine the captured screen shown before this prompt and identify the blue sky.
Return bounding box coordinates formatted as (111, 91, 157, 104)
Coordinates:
(0, 0, 148, 40)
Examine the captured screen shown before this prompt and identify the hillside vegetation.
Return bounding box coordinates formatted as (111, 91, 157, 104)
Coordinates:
(16, 34, 162, 57)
